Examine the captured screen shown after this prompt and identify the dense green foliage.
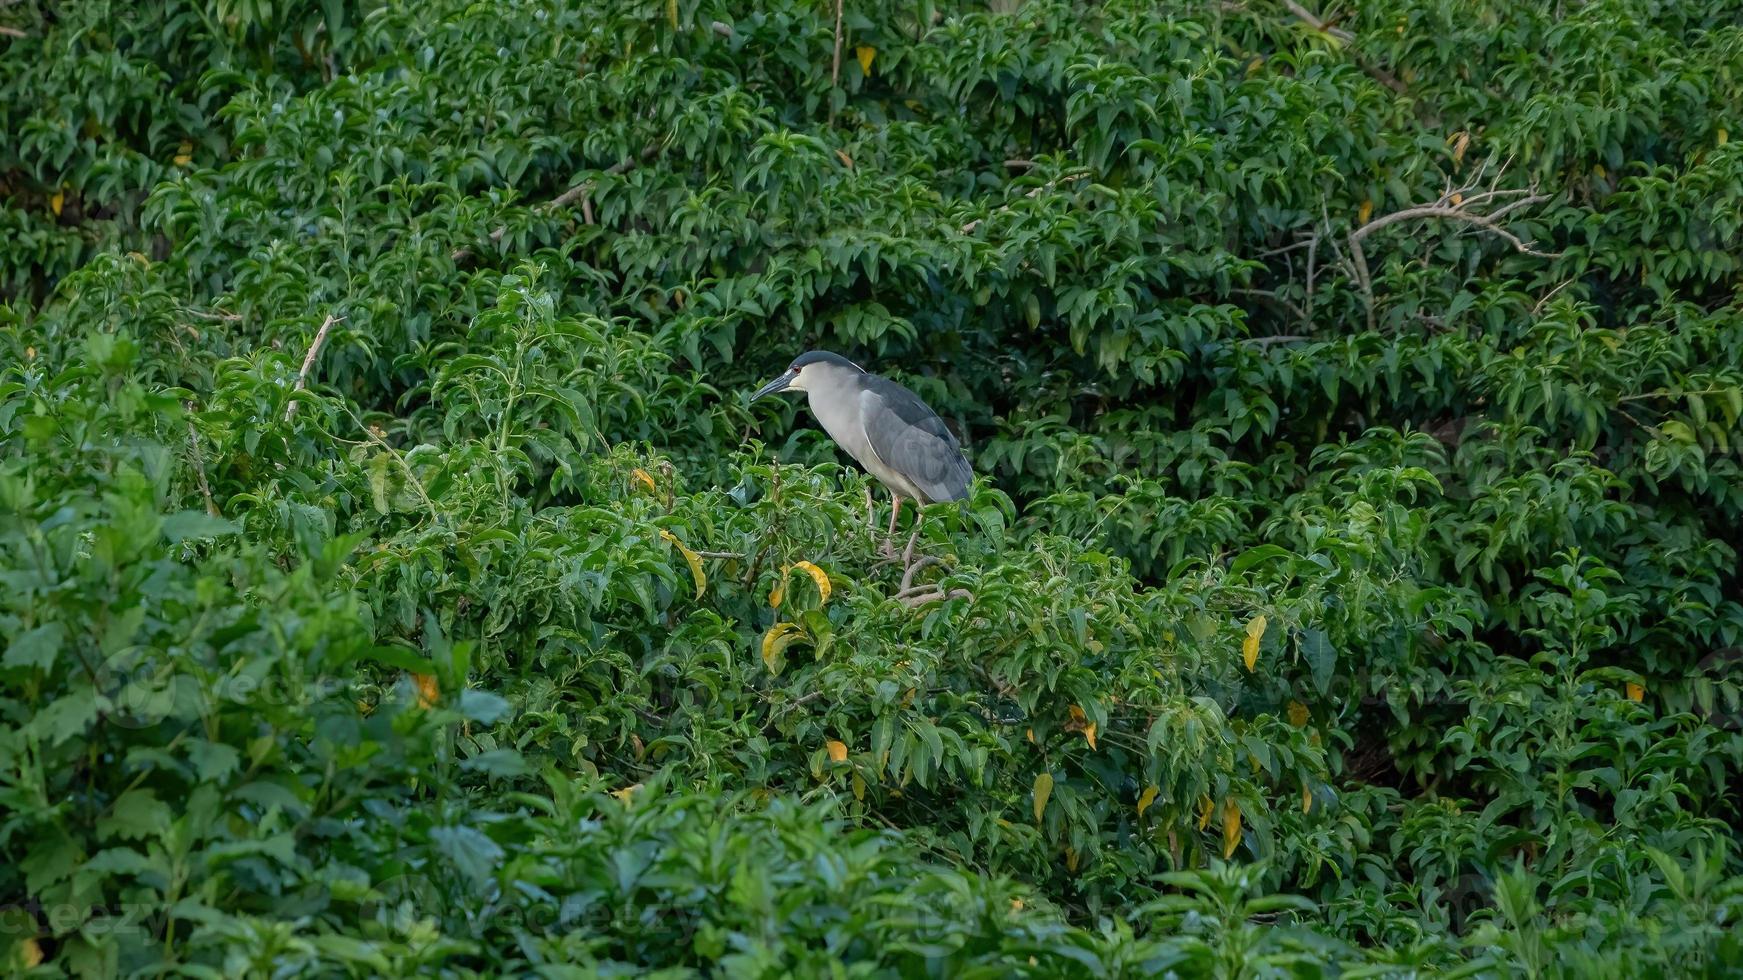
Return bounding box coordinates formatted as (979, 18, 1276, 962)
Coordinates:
(5, 0, 1743, 975)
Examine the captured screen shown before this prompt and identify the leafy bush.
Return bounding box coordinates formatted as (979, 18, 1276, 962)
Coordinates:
(4, 0, 1742, 975)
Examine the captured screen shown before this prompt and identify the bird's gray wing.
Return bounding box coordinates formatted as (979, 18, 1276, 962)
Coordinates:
(858, 376, 973, 503)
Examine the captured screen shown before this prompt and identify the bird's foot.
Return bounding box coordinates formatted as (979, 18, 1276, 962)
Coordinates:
(889, 531, 971, 607)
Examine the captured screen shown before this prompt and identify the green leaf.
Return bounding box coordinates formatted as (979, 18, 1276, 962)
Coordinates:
(460, 748, 529, 778)
(431, 825, 503, 888)
(458, 688, 511, 725)
(1301, 628, 1336, 695)
(4, 623, 63, 670)
(98, 790, 172, 842)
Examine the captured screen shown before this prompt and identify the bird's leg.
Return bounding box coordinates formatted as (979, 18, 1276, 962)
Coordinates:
(881, 493, 903, 557)
(893, 508, 971, 607)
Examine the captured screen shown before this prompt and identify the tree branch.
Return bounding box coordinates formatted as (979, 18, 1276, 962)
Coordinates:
(285, 314, 344, 420)
(1345, 166, 1561, 330)
(1280, 0, 1352, 41)
(185, 410, 219, 517)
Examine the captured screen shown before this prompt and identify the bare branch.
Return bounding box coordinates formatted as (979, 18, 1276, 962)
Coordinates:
(1531, 276, 1579, 315)
(829, 0, 845, 124)
(1352, 198, 1558, 254)
(285, 314, 344, 420)
(180, 306, 243, 323)
(899, 587, 973, 608)
(1243, 334, 1311, 349)
(185, 410, 219, 517)
(1280, 0, 1352, 41)
(1345, 171, 1561, 330)
(1232, 288, 1308, 323)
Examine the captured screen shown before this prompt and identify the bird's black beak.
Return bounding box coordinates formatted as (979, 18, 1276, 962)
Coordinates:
(750, 369, 795, 403)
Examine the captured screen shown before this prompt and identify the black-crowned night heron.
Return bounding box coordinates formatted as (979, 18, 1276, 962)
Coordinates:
(751, 351, 971, 556)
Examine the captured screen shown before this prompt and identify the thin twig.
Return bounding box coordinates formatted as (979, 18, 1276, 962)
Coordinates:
(1280, 0, 1352, 41)
(1231, 288, 1308, 323)
(1243, 334, 1310, 349)
(0, 25, 26, 38)
(338, 405, 442, 525)
(180, 307, 243, 323)
(1257, 238, 1316, 258)
(1346, 167, 1560, 330)
(830, 0, 845, 91)
(1617, 386, 1730, 405)
(185, 410, 219, 517)
(1531, 276, 1578, 314)
(285, 314, 343, 420)
(899, 588, 972, 608)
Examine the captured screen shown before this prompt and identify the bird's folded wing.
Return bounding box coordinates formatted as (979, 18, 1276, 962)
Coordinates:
(859, 378, 973, 503)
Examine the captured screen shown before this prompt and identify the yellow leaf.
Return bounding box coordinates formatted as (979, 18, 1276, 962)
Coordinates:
(1136, 784, 1159, 817)
(791, 560, 832, 604)
(835, 148, 854, 169)
(1032, 772, 1053, 823)
(1719, 128, 1728, 146)
(50, 191, 63, 216)
(1449, 130, 1471, 166)
(761, 622, 803, 673)
(21, 937, 42, 968)
(1025, 728, 1035, 744)
(826, 739, 848, 762)
(412, 673, 438, 709)
(1009, 897, 1024, 912)
(1302, 784, 1313, 814)
(1450, 192, 1464, 206)
(856, 44, 875, 75)
(658, 529, 706, 598)
(1243, 614, 1267, 671)
(1222, 798, 1242, 859)
(1287, 700, 1310, 727)
(1198, 795, 1214, 830)
(612, 783, 642, 806)
(851, 772, 866, 800)
(1626, 682, 1645, 702)
(1065, 847, 1079, 872)
(665, 0, 677, 29)
(1357, 199, 1372, 224)
(630, 467, 656, 492)
(1064, 704, 1095, 747)
(769, 577, 785, 608)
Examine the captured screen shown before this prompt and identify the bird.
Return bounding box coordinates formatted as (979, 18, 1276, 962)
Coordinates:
(750, 350, 972, 557)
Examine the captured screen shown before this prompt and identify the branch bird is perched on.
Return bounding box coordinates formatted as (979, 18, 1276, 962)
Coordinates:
(751, 351, 972, 561)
